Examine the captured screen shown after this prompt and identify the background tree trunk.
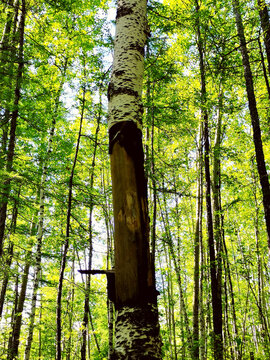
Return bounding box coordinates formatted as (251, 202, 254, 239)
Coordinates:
(56, 87, 84, 360)
(195, 0, 223, 357)
(233, 0, 270, 251)
(258, 0, 270, 76)
(193, 122, 203, 360)
(0, 0, 25, 256)
(80, 82, 101, 360)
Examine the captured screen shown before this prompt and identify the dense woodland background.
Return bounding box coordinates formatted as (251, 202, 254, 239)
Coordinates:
(1, 0, 270, 359)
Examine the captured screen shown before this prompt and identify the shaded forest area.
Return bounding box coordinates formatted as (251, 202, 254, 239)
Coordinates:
(1, 0, 270, 359)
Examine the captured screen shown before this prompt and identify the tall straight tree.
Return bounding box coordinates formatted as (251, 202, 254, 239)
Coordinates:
(193, 122, 203, 360)
(107, 0, 162, 357)
(0, 0, 25, 256)
(257, 0, 270, 76)
(232, 0, 270, 251)
(195, 0, 223, 358)
(56, 84, 84, 360)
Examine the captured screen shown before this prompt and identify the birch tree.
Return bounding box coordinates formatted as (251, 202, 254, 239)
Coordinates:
(107, 0, 162, 357)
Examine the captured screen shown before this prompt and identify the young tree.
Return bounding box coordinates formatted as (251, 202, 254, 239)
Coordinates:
(195, 1, 223, 358)
(107, 0, 162, 357)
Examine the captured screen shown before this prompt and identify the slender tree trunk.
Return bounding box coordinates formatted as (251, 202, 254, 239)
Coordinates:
(239, 287, 250, 360)
(198, 168, 206, 360)
(223, 278, 234, 360)
(159, 191, 193, 357)
(233, 0, 270, 251)
(192, 122, 203, 360)
(222, 236, 239, 358)
(158, 251, 172, 356)
(0, 0, 15, 53)
(24, 60, 68, 360)
(203, 87, 223, 360)
(23, 265, 41, 360)
(0, 0, 16, 168)
(238, 229, 270, 357)
(7, 272, 19, 359)
(195, 0, 223, 357)
(66, 256, 75, 360)
(6, 193, 38, 359)
(0, 0, 25, 257)
(81, 83, 101, 360)
(56, 79, 84, 360)
(150, 90, 158, 281)
(107, 286, 114, 359)
(212, 85, 223, 258)
(0, 243, 14, 316)
(108, 0, 162, 357)
(7, 259, 30, 360)
(258, 36, 270, 103)
(258, 0, 270, 76)
(212, 86, 224, 357)
(145, 65, 157, 278)
(0, 186, 19, 318)
(89, 308, 101, 353)
(102, 168, 115, 360)
(169, 257, 177, 360)
(252, 166, 270, 356)
(38, 291, 42, 360)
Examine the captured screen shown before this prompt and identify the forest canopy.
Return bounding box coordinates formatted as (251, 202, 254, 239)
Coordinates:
(0, 0, 270, 359)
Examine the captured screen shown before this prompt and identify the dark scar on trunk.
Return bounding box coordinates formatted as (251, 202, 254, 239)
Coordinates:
(116, 5, 133, 20)
(107, 83, 139, 101)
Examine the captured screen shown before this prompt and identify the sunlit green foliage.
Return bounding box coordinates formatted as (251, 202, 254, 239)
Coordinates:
(1, 0, 270, 358)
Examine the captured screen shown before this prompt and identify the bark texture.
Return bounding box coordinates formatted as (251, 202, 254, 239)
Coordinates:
(108, 0, 148, 130)
(113, 305, 161, 359)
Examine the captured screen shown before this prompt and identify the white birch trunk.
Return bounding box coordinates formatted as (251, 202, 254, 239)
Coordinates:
(108, 0, 148, 130)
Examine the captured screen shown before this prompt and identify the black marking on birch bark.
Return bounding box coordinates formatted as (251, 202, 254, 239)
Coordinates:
(107, 83, 140, 101)
(114, 70, 125, 77)
(109, 103, 144, 128)
(129, 43, 144, 56)
(112, 304, 162, 359)
(116, 5, 133, 20)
